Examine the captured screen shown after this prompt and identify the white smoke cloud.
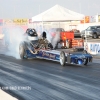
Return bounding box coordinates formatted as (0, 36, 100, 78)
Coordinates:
(50, 31, 60, 48)
(1, 26, 25, 59)
(37, 28, 61, 49)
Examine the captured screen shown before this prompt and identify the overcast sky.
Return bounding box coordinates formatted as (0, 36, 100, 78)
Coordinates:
(0, 0, 100, 19)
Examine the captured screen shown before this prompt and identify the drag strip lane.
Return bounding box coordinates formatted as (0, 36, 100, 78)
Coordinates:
(0, 55, 100, 100)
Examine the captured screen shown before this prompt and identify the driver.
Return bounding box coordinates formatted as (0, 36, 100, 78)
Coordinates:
(25, 29, 53, 53)
(38, 31, 53, 49)
(38, 31, 48, 45)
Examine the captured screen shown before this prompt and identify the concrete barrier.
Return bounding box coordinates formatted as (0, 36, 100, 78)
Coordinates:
(0, 89, 18, 100)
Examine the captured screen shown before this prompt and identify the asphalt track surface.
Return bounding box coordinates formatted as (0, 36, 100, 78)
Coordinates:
(0, 54, 100, 100)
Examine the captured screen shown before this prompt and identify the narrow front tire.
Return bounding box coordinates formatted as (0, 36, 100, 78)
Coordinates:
(60, 51, 66, 66)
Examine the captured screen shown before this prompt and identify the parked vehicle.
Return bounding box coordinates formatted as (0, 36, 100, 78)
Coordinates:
(81, 25, 100, 39)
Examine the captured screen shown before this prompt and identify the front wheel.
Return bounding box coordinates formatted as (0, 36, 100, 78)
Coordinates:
(83, 58, 88, 65)
(60, 51, 66, 66)
(83, 50, 88, 65)
(93, 33, 98, 39)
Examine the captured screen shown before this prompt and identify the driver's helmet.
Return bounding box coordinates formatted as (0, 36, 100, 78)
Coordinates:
(42, 31, 47, 39)
(26, 28, 38, 41)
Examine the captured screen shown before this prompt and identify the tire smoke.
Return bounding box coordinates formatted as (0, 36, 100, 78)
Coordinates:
(1, 26, 25, 59)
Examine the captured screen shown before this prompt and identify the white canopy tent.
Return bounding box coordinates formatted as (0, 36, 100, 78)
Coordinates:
(31, 4, 85, 35)
(32, 4, 85, 22)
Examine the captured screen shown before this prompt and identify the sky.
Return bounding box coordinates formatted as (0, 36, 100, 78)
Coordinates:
(0, 0, 100, 19)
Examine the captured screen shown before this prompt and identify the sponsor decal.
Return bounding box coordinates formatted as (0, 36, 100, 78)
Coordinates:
(13, 19, 28, 25)
(84, 42, 100, 54)
(42, 52, 56, 59)
(90, 43, 100, 53)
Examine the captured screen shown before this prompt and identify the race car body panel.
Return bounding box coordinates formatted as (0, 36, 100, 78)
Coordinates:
(26, 49, 60, 60)
(25, 49, 92, 66)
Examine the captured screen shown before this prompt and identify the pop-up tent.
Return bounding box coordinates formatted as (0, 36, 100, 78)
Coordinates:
(32, 4, 84, 22)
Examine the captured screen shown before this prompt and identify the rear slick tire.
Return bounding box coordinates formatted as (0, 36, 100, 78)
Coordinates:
(19, 43, 27, 59)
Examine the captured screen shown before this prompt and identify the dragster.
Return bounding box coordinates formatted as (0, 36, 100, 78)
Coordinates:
(19, 28, 93, 66)
(19, 47, 92, 66)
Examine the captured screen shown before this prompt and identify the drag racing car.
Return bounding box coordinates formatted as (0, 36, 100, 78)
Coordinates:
(19, 28, 93, 66)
